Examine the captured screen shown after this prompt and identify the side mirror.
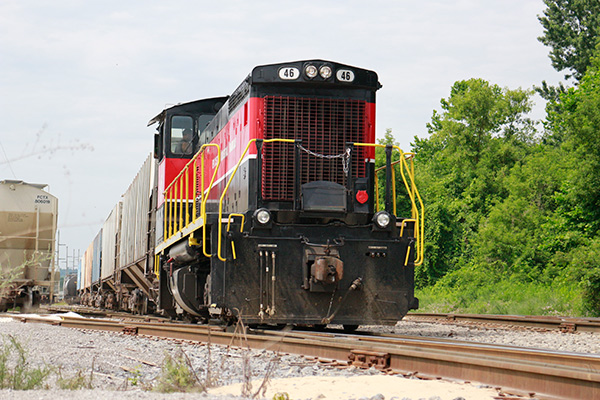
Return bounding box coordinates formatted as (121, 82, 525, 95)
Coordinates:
(153, 134, 161, 159)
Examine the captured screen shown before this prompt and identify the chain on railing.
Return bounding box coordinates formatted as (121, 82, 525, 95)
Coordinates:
(297, 144, 352, 175)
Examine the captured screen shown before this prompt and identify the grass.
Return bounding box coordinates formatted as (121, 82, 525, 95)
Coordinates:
(152, 349, 204, 393)
(56, 365, 94, 390)
(415, 280, 584, 316)
(0, 335, 50, 390)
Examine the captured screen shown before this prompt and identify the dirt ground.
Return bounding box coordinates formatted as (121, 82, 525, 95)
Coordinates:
(209, 374, 500, 399)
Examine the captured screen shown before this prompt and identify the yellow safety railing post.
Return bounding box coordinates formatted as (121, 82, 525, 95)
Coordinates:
(164, 190, 169, 241)
(200, 144, 221, 258)
(226, 213, 246, 260)
(374, 173, 380, 212)
(179, 178, 183, 231)
(154, 254, 160, 279)
(169, 186, 174, 238)
(391, 165, 397, 216)
(185, 166, 189, 227)
(192, 158, 197, 224)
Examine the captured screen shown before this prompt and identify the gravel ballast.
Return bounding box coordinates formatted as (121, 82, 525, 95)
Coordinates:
(0, 314, 598, 399)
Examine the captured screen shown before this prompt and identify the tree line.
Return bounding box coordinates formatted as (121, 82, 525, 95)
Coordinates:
(377, 0, 600, 316)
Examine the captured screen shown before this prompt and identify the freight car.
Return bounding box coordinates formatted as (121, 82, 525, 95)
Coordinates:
(80, 60, 424, 328)
(0, 180, 58, 310)
(62, 275, 78, 304)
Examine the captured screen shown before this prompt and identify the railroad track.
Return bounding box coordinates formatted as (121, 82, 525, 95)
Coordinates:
(10, 313, 600, 399)
(407, 312, 600, 333)
(46, 305, 600, 334)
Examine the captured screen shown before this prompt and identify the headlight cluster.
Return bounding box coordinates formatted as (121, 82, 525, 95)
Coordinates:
(305, 64, 333, 79)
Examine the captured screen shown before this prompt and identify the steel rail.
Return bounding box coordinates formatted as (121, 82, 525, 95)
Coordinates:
(407, 312, 600, 333)
(11, 315, 594, 399)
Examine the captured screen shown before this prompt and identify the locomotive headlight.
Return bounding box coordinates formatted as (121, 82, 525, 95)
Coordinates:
(374, 211, 391, 229)
(305, 65, 318, 78)
(254, 208, 272, 225)
(319, 65, 332, 79)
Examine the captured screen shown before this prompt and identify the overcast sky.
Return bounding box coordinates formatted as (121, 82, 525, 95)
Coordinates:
(0, 1, 564, 265)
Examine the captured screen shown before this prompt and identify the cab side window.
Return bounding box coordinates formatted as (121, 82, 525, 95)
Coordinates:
(170, 116, 194, 156)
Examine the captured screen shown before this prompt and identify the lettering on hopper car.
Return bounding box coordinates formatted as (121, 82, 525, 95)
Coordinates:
(7, 213, 27, 222)
(34, 194, 51, 204)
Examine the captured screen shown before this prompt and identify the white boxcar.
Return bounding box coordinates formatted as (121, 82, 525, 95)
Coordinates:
(92, 230, 102, 285)
(101, 202, 122, 280)
(119, 154, 156, 269)
(0, 180, 57, 284)
(77, 256, 83, 291)
(83, 241, 93, 290)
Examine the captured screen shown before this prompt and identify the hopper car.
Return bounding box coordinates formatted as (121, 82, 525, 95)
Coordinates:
(0, 180, 58, 310)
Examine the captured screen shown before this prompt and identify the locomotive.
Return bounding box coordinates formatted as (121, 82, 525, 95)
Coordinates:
(79, 60, 423, 328)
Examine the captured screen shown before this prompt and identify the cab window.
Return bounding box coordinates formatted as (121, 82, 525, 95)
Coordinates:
(170, 116, 194, 156)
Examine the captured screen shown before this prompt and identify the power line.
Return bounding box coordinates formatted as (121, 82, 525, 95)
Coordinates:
(0, 138, 17, 178)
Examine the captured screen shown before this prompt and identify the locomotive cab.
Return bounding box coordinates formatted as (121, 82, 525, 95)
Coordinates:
(148, 97, 227, 244)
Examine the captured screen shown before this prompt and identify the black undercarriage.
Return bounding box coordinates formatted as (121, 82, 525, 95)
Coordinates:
(164, 215, 418, 326)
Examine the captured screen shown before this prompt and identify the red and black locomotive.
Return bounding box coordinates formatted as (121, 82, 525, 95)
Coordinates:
(80, 60, 423, 329)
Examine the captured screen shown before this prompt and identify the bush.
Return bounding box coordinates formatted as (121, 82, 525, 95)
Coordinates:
(153, 349, 204, 393)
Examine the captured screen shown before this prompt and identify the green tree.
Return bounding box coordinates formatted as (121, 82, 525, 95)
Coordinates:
(412, 79, 535, 287)
(545, 49, 600, 235)
(538, 0, 600, 80)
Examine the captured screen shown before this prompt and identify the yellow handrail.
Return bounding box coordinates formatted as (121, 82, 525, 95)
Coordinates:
(154, 253, 160, 278)
(394, 147, 424, 266)
(353, 143, 424, 266)
(217, 138, 295, 261)
(164, 139, 423, 267)
(163, 144, 221, 246)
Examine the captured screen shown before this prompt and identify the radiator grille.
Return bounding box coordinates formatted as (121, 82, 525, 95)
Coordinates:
(262, 96, 367, 202)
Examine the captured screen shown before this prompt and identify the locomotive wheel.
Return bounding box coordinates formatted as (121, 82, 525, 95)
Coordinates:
(343, 324, 359, 332)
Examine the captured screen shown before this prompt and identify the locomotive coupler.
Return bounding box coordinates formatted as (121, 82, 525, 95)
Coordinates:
(303, 244, 344, 292)
(312, 256, 344, 284)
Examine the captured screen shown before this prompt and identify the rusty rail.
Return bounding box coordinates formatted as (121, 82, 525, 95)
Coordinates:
(406, 312, 600, 334)
(9, 314, 597, 399)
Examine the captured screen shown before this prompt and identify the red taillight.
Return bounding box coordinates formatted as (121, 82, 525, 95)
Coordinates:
(356, 190, 368, 204)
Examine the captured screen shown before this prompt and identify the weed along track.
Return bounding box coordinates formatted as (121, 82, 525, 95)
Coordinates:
(8, 313, 600, 399)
